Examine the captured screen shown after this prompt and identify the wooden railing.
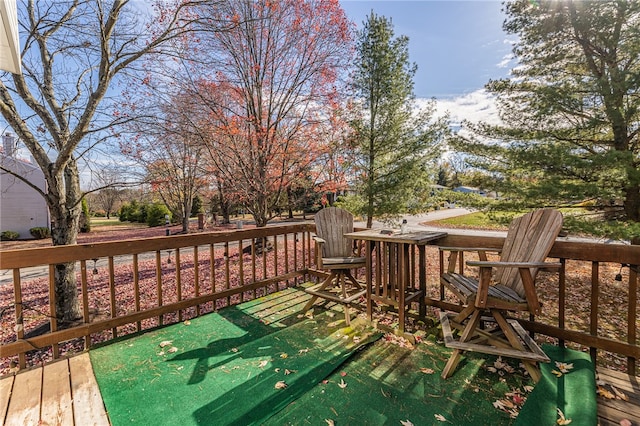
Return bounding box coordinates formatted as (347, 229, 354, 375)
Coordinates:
(429, 233, 640, 376)
(0, 224, 315, 371)
(1, 225, 638, 377)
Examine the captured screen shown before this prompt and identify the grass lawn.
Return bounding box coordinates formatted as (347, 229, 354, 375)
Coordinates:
(430, 211, 511, 230)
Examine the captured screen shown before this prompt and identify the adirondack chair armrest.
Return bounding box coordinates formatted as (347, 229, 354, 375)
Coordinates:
(439, 246, 502, 253)
(471, 261, 561, 314)
(313, 236, 326, 267)
(466, 260, 562, 269)
(439, 247, 502, 273)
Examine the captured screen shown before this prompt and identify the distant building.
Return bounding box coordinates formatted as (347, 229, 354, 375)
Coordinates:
(453, 186, 485, 195)
(0, 134, 50, 238)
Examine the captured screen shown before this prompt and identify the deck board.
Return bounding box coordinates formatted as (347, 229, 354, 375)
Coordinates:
(0, 374, 13, 423)
(41, 358, 73, 425)
(5, 366, 42, 426)
(69, 353, 110, 426)
(596, 367, 640, 426)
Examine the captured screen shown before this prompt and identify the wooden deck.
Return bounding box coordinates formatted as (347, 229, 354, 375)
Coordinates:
(0, 352, 638, 426)
(0, 353, 109, 426)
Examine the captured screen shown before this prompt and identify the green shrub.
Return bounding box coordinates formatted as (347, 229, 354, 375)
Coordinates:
(119, 201, 139, 222)
(191, 195, 204, 217)
(29, 227, 51, 239)
(0, 231, 19, 241)
(146, 203, 171, 227)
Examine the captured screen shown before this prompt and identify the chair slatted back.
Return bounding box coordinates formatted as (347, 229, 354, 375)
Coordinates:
(314, 207, 355, 258)
(496, 209, 563, 297)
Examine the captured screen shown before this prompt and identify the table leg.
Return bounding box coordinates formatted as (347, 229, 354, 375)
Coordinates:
(418, 245, 426, 318)
(398, 243, 406, 334)
(366, 238, 373, 323)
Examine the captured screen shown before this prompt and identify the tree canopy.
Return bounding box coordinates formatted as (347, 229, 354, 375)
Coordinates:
(452, 0, 640, 242)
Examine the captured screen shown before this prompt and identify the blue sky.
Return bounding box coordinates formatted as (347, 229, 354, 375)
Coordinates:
(340, 0, 515, 123)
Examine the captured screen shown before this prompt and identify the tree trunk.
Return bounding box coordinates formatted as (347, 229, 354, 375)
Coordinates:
(46, 160, 84, 323)
(624, 184, 640, 245)
(49, 202, 82, 323)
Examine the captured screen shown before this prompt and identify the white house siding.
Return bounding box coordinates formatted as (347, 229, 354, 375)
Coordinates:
(0, 155, 49, 238)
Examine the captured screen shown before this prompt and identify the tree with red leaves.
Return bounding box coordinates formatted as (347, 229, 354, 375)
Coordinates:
(187, 0, 353, 227)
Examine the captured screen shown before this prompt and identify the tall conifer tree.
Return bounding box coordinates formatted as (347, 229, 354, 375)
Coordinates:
(453, 0, 640, 242)
(349, 13, 447, 227)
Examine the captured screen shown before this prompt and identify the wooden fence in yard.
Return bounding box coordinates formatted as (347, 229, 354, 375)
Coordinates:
(0, 223, 639, 376)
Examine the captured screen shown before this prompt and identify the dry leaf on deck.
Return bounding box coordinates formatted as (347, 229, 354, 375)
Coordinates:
(554, 361, 574, 374)
(610, 384, 628, 401)
(556, 408, 572, 425)
(597, 386, 615, 399)
(434, 414, 447, 422)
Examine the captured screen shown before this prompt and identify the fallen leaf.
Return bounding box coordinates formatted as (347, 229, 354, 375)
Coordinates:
(597, 386, 615, 399)
(620, 419, 632, 426)
(167, 346, 178, 353)
(551, 369, 563, 378)
(420, 368, 435, 374)
(159, 340, 173, 347)
(434, 414, 447, 422)
(340, 371, 347, 377)
(280, 353, 288, 359)
(258, 360, 269, 368)
(299, 348, 309, 355)
(400, 420, 414, 426)
(512, 394, 525, 405)
(554, 361, 574, 374)
(183, 320, 191, 326)
(556, 408, 572, 425)
(275, 381, 287, 389)
(610, 384, 628, 401)
(231, 347, 238, 353)
(338, 379, 347, 389)
(325, 420, 334, 426)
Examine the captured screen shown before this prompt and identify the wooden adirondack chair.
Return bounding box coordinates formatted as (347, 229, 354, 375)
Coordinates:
(302, 207, 367, 325)
(439, 208, 563, 382)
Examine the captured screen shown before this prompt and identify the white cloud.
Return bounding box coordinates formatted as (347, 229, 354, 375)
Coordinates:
(497, 53, 513, 69)
(418, 89, 501, 128)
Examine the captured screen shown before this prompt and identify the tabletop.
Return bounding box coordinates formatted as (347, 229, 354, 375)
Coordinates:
(344, 229, 447, 245)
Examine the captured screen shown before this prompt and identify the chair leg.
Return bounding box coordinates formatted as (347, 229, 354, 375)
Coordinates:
(340, 274, 352, 326)
(491, 309, 541, 382)
(302, 272, 337, 312)
(441, 309, 482, 379)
